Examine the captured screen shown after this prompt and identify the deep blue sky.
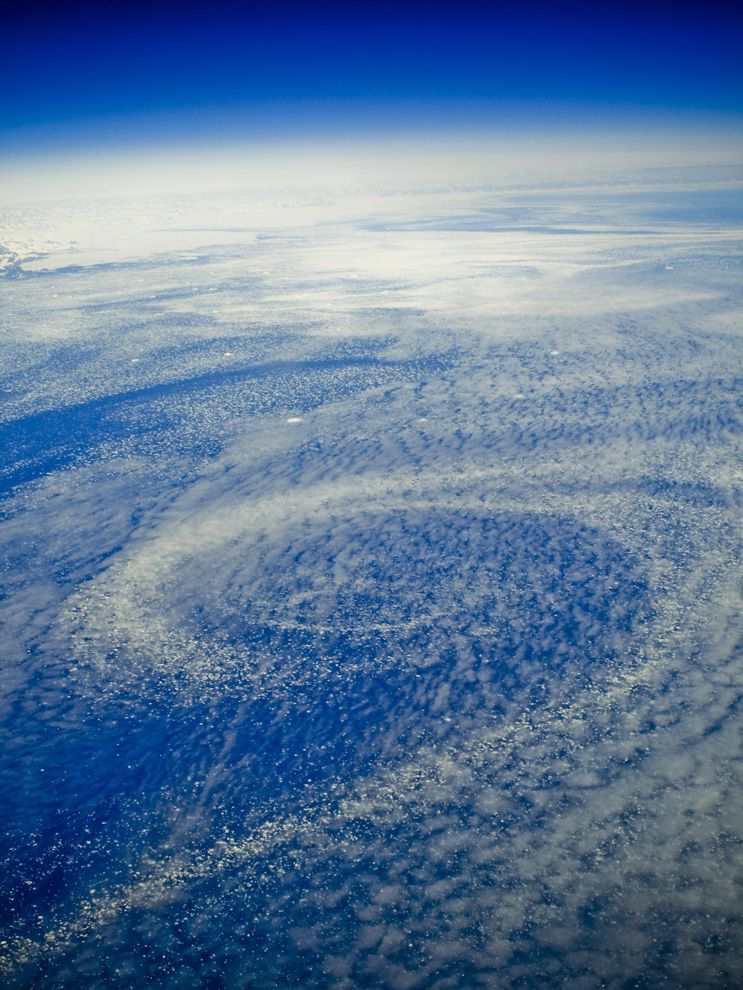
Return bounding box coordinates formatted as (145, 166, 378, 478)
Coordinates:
(3, 1, 743, 153)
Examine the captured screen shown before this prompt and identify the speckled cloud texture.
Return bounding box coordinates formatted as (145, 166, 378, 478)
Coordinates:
(1, 164, 741, 989)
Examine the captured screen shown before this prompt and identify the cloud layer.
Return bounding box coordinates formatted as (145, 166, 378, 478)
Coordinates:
(1, 163, 741, 988)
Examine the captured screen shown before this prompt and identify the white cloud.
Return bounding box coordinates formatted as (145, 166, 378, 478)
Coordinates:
(1, 163, 741, 988)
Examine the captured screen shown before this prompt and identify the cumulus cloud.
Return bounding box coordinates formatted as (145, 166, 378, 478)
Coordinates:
(0, 163, 741, 988)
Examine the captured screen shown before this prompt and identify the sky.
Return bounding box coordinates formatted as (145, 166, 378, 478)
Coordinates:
(3, 1, 743, 158)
